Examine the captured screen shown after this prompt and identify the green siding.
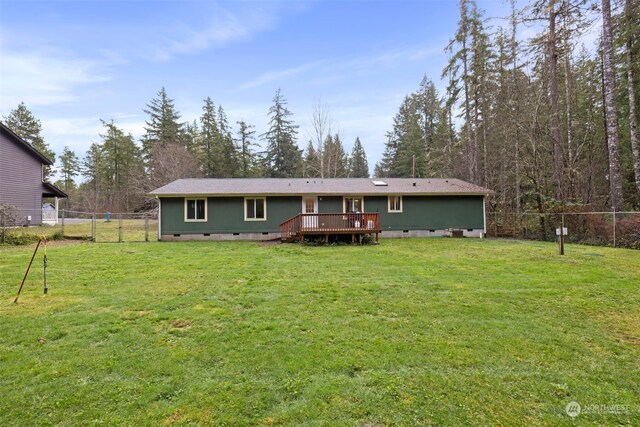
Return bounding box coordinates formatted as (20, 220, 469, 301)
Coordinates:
(160, 196, 301, 234)
(160, 195, 485, 235)
(364, 195, 484, 230)
(318, 196, 342, 213)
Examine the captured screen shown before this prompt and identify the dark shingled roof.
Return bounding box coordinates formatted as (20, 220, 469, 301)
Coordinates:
(149, 178, 493, 197)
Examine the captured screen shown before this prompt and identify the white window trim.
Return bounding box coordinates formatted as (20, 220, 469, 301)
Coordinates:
(302, 196, 318, 214)
(244, 197, 267, 221)
(388, 195, 403, 213)
(342, 196, 364, 213)
(184, 198, 208, 222)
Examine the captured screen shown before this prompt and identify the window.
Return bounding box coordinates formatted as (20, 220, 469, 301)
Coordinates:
(304, 198, 315, 213)
(185, 198, 207, 222)
(388, 195, 402, 213)
(245, 197, 266, 221)
(343, 197, 364, 213)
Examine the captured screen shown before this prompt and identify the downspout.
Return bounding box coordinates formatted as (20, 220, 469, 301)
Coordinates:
(157, 197, 162, 241)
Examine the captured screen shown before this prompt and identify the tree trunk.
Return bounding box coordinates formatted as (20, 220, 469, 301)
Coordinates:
(548, 0, 565, 203)
(601, 0, 625, 211)
(564, 47, 575, 199)
(627, 0, 640, 196)
(462, 38, 476, 183)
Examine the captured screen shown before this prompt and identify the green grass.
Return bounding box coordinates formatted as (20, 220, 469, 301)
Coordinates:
(4, 219, 158, 243)
(0, 239, 638, 426)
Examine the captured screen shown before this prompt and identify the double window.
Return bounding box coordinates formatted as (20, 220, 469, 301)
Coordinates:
(185, 198, 207, 222)
(245, 197, 266, 221)
(388, 195, 402, 213)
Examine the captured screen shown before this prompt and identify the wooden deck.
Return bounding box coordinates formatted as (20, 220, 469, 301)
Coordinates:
(280, 213, 380, 243)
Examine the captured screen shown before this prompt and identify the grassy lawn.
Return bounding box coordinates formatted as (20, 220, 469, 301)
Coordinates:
(4, 219, 158, 243)
(0, 239, 638, 426)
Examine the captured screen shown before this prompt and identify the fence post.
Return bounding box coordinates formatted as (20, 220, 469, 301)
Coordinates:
(494, 212, 498, 237)
(118, 213, 123, 243)
(612, 210, 616, 248)
(92, 213, 96, 242)
(2, 213, 5, 245)
(61, 209, 65, 238)
(144, 215, 149, 242)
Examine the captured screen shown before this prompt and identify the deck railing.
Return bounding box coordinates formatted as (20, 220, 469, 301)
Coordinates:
(280, 212, 380, 241)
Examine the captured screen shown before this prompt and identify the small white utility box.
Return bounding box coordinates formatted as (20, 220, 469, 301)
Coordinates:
(556, 227, 568, 236)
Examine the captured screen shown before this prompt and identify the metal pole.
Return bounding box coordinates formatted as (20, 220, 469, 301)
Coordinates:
(118, 213, 123, 243)
(612, 210, 616, 247)
(144, 215, 149, 242)
(559, 214, 565, 255)
(92, 213, 96, 242)
(61, 209, 65, 238)
(43, 239, 48, 295)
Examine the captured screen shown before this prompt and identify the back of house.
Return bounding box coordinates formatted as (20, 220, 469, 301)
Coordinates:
(149, 178, 492, 241)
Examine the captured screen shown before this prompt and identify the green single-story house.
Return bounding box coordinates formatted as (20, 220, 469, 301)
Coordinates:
(149, 178, 493, 241)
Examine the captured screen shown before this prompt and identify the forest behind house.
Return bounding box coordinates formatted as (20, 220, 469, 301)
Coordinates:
(2, 0, 639, 219)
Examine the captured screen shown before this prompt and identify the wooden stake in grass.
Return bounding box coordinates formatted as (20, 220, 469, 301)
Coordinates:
(14, 237, 47, 303)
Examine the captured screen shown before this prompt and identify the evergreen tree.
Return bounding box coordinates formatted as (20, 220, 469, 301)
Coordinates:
(81, 143, 103, 211)
(349, 137, 369, 178)
(261, 89, 302, 177)
(141, 87, 185, 160)
(3, 102, 56, 179)
(99, 120, 144, 211)
(303, 140, 321, 177)
(58, 146, 80, 193)
(235, 120, 258, 178)
(217, 105, 239, 177)
(323, 134, 349, 178)
(199, 97, 219, 177)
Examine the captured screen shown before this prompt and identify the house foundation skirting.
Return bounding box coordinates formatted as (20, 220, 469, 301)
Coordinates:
(160, 229, 485, 241)
(380, 229, 484, 238)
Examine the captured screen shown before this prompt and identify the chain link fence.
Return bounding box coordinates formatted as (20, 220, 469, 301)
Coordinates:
(1, 206, 157, 245)
(486, 211, 640, 249)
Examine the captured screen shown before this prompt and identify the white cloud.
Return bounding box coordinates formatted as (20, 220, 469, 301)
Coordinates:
(149, 7, 277, 62)
(238, 61, 326, 91)
(237, 43, 445, 91)
(0, 47, 111, 109)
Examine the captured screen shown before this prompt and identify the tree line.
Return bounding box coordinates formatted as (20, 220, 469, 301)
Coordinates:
(2, 89, 370, 212)
(375, 0, 639, 214)
(2, 0, 638, 215)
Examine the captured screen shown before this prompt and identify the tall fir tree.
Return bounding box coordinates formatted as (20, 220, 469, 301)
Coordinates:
(141, 87, 185, 161)
(261, 89, 302, 178)
(235, 120, 258, 178)
(322, 134, 349, 178)
(349, 137, 369, 178)
(199, 97, 219, 177)
(303, 140, 321, 177)
(216, 105, 239, 177)
(58, 146, 80, 193)
(3, 102, 56, 179)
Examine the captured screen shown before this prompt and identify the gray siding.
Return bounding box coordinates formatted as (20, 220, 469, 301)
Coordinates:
(0, 131, 44, 224)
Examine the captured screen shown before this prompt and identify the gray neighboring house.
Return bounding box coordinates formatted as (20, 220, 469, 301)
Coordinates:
(0, 122, 67, 225)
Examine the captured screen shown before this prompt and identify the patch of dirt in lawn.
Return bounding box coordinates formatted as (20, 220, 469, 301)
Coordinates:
(170, 319, 193, 329)
(163, 410, 184, 426)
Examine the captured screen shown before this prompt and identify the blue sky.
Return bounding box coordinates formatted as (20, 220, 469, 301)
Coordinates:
(1, 0, 518, 174)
